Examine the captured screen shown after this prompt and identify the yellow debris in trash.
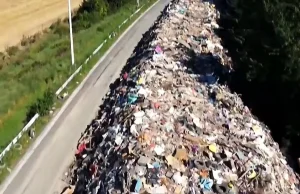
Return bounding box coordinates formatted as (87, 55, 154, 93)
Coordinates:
(174, 185, 183, 194)
(208, 143, 217, 153)
(166, 155, 186, 172)
(216, 93, 223, 100)
(248, 170, 257, 179)
(161, 177, 172, 189)
(175, 148, 189, 162)
(137, 77, 145, 85)
(252, 125, 262, 133)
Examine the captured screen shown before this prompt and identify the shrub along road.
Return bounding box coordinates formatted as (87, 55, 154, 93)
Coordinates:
(0, 0, 170, 193)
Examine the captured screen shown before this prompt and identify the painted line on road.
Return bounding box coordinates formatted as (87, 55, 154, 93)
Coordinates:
(0, 1, 160, 193)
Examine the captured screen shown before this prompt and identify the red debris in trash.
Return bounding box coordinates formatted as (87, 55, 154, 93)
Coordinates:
(76, 143, 86, 155)
(90, 164, 98, 175)
(123, 72, 128, 80)
(154, 102, 160, 109)
(155, 45, 163, 54)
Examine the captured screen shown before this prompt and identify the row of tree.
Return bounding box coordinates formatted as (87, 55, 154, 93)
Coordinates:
(216, 0, 300, 169)
(73, 0, 137, 31)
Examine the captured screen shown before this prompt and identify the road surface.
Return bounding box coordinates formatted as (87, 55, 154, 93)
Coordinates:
(0, 0, 170, 193)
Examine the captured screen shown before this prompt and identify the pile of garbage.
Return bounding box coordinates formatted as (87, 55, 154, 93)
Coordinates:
(65, 0, 300, 193)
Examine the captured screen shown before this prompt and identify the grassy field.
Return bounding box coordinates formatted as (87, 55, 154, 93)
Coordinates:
(0, 0, 156, 184)
(0, 0, 83, 50)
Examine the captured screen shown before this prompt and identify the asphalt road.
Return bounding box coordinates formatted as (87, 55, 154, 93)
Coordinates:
(0, 1, 169, 193)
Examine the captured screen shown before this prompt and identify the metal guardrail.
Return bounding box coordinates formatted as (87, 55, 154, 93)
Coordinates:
(0, 113, 39, 162)
(0, 5, 144, 162)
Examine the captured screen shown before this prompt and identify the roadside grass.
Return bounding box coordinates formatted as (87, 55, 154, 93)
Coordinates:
(0, 0, 156, 184)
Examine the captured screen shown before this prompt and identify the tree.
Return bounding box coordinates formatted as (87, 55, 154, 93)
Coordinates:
(217, 0, 300, 169)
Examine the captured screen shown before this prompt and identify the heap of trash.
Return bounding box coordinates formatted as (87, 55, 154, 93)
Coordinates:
(65, 0, 300, 193)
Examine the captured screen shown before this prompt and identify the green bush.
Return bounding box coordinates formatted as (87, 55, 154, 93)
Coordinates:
(0, 52, 6, 69)
(74, 11, 93, 32)
(79, 0, 108, 14)
(21, 36, 30, 47)
(50, 19, 62, 30)
(73, 0, 111, 32)
(50, 19, 69, 36)
(26, 89, 55, 122)
(5, 46, 19, 56)
(96, 26, 104, 32)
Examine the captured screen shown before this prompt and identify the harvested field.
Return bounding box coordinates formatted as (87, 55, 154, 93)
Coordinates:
(0, 0, 82, 50)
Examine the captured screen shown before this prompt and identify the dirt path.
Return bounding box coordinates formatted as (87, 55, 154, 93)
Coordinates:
(0, 0, 83, 51)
